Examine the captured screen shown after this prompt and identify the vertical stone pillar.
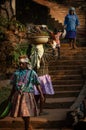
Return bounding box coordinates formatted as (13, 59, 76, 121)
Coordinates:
(12, 0, 16, 15)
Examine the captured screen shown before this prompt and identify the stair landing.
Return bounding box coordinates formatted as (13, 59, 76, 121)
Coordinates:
(0, 45, 86, 129)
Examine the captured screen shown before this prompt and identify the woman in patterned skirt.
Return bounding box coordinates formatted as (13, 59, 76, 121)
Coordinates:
(9, 55, 44, 130)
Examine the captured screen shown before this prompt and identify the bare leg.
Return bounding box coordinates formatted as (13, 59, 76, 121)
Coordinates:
(34, 95, 41, 113)
(35, 95, 46, 115)
(39, 94, 46, 114)
(70, 38, 77, 49)
(72, 38, 77, 49)
(22, 117, 31, 130)
(69, 39, 72, 48)
(58, 47, 60, 59)
(68, 39, 72, 47)
(34, 95, 40, 104)
(52, 48, 56, 55)
(69, 38, 76, 49)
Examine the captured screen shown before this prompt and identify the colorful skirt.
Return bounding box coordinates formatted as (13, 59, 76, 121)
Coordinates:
(66, 31, 76, 39)
(10, 91, 39, 117)
(34, 74, 54, 95)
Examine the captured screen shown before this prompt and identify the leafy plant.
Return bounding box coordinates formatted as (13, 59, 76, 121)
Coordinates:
(0, 15, 9, 28)
(34, 31, 49, 36)
(13, 42, 29, 63)
(0, 85, 11, 103)
(12, 20, 26, 31)
(0, 30, 5, 41)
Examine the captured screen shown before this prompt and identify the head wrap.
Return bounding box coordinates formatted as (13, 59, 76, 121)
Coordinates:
(69, 7, 76, 14)
(41, 25, 47, 28)
(19, 57, 29, 63)
(19, 55, 32, 69)
(19, 55, 29, 63)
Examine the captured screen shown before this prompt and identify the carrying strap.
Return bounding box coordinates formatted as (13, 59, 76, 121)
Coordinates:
(28, 69, 33, 84)
(17, 69, 33, 90)
(19, 70, 33, 84)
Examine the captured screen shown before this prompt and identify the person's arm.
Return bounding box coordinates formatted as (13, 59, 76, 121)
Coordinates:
(32, 70, 45, 102)
(36, 84, 44, 102)
(64, 15, 68, 29)
(76, 15, 80, 28)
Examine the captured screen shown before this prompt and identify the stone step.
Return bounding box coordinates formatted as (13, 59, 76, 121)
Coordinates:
(60, 46, 86, 50)
(48, 60, 86, 65)
(49, 69, 81, 75)
(46, 57, 86, 62)
(48, 65, 85, 69)
(1, 127, 73, 130)
(62, 53, 86, 56)
(52, 79, 83, 85)
(53, 84, 82, 91)
(46, 97, 76, 103)
(40, 65, 83, 71)
(44, 50, 86, 58)
(60, 56, 86, 60)
(51, 74, 82, 80)
(46, 45, 86, 50)
(60, 50, 86, 54)
(45, 53, 86, 59)
(0, 127, 70, 130)
(45, 50, 86, 56)
(0, 109, 70, 129)
(48, 64, 85, 68)
(46, 90, 79, 98)
(43, 97, 76, 109)
(54, 57, 86, 61)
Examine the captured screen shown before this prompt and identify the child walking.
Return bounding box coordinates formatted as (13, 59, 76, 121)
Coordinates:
(8, 55, 44, 130)
(50, 28, 62, 59)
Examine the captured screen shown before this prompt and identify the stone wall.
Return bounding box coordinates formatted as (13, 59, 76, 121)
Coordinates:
(16, 0, 49, 25)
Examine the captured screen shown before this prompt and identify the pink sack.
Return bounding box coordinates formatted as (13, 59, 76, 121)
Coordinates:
(34, 74, 54, 95)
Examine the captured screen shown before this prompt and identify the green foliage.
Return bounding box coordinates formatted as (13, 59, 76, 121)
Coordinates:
(0, 16, 8, 41)
(39, 31, 49, 36)
(11, 20, 26, 31)
(0, 30, 5, 41)
(0, 15, 26, 31)
(13, 42, 29, 63)
(32, 31, 49, 37)
(0, 15, 9, 27)
(0, 86, 11, 104)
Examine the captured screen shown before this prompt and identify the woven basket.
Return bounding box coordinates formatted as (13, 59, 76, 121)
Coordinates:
(30, 36, 49, 44)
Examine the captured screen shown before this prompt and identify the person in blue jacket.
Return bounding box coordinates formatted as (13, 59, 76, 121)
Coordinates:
(64, 7, 79, 49)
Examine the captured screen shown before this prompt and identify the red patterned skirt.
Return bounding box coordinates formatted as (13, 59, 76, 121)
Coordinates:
(10, 91, 39, 117)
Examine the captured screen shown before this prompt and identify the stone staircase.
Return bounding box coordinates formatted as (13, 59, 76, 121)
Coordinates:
(33, 0, 86, 45)
(0, 44, 86, 130)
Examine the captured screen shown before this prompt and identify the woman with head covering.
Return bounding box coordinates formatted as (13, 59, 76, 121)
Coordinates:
(64, 7, 79, 49)
(8, 55, 44, 130)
